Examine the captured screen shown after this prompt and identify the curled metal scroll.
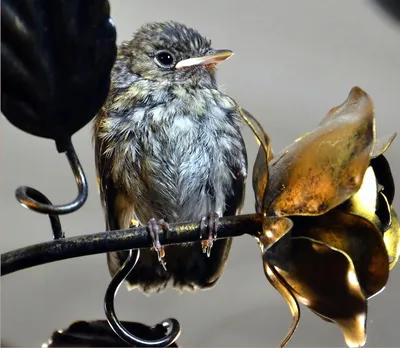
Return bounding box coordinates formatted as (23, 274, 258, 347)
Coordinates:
(15, 139, 88, 215)
(18, 188, 65, 240)
(104, 249, 181, 347)
(14, 138, 87, 239)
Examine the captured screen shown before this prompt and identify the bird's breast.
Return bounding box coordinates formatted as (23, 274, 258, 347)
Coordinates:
(109, 99, 243, 223)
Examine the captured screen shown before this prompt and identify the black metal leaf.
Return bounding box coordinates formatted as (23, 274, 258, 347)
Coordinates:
(1, 0, 117, 152)
(44, 320, 180, 347)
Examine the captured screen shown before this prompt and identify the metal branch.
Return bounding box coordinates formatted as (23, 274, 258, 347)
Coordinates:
(1, 213, 263, 276)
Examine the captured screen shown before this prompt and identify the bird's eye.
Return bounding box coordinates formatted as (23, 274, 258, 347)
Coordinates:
(154, 50, 175, 68)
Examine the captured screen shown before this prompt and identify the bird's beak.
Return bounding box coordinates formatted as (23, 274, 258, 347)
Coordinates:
(175, 49, 233, 69)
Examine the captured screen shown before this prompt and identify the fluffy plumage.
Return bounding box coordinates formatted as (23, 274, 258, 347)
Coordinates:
(93, 21, 248, 293)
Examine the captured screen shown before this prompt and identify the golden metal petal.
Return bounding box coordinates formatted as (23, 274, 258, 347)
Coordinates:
(256, 216, 294, 252)
(384, 208, 400, 270)
(263, 262, 300, 347)
(345, 153, 395, 232)
(319, 86, 376, 130)
(342, 166, 377, 221)
(257, 216, 294, 271)
(290, 210, 389, 298)
(264, 86, 375, 216)
(237, 107, 272, 161)
(371, 155, 395, 206)
(256, 217, 298, 346)
(375, 191, 392, 233)
(237, 107, 273, 213)
(371, 133, 397, 158)
(253, 147, 270, 214)
(276, 237, 367, 347)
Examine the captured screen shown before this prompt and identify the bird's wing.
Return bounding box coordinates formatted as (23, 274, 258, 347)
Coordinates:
(93, 109, 121, 232)
(94, 109, 137, 278)
(223, 133, 248, 217)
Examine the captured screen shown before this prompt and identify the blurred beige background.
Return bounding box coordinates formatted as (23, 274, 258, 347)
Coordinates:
(1, 0, 400, 346)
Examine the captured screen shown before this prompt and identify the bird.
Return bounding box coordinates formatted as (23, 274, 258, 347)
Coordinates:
(93, 21, 248, 294)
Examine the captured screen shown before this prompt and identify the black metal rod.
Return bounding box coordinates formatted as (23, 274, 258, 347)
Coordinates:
(1, 214, 263, 276)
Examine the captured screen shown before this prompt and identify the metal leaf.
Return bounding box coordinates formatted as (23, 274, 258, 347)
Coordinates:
(263, 86, 375, 216)
(275, 237, 368, 347)
(43, 320, 180, 347)
(1, 0, 117, 150)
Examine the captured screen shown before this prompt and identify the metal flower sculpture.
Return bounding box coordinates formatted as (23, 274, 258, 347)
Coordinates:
(244, 86, 399, 347)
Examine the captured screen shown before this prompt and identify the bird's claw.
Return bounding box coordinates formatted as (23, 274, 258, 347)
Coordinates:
(200, 211, 219, 257)
(147, 218, 169, 271)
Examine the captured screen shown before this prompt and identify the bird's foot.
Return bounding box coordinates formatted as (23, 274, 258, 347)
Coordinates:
(200, 211, 219, 257)
(147, 218, 169, 271)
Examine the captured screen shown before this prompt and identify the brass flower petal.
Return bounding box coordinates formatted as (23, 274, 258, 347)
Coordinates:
(263, 87, 375, 216)
(263, 262, 300, 347)
(384, 208, 400, 270)
(343, 154, 395, 232)
(290, 210, 389, 298)
(275, 237, 368, 347)
(372, 133, 397, 159)
(257, 217, 298, 347)
(376, 191, 393, 233)
(342, 166, 377, 221)
(256, 216, 294, 252)
(371, 155, 395, 206)
(238, 107, 273, 213)
(257, 216, 294, 271)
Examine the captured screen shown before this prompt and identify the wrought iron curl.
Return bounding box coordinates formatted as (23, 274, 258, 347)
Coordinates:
(104, 249, 181, 347)
(14, 138, 88, 239)
(15, 139, 88, 216)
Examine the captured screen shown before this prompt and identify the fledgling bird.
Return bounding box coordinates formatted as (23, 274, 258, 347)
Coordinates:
(93, 21, 248, 294)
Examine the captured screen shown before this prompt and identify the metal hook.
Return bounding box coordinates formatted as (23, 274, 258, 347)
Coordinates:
(15, 138, 88, 215)
(104, 249, 181, 347)
(15, 138, 88, 238)
(18, 188, 65, 240)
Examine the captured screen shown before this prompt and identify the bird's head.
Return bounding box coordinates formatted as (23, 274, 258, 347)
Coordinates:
(120, 21, 233, 88)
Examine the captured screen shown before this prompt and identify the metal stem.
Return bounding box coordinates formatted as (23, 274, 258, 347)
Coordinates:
(1, 214, 263, 276)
